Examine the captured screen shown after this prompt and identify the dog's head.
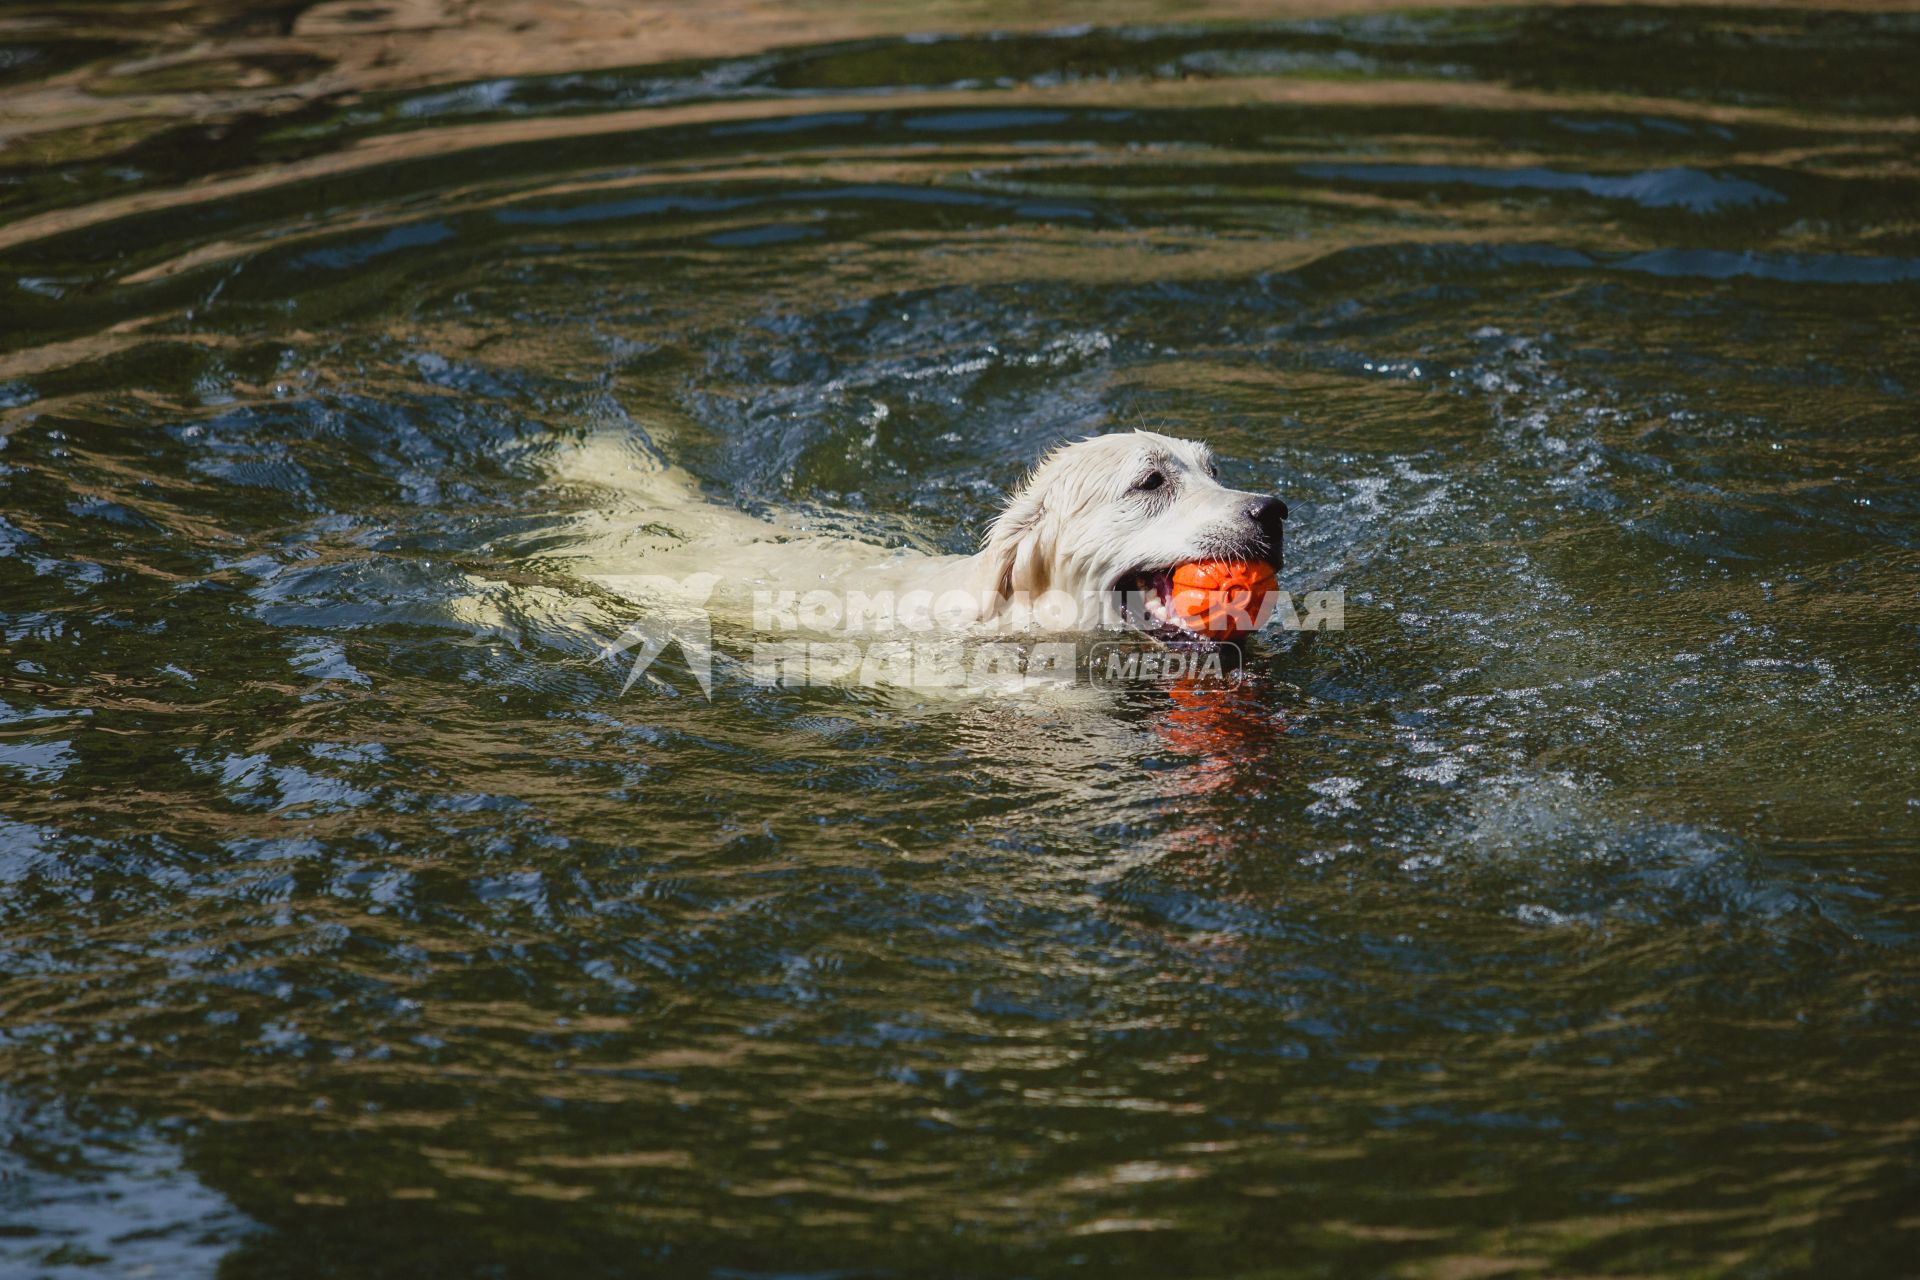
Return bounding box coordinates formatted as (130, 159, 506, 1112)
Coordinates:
(974, 430, 1286, 636)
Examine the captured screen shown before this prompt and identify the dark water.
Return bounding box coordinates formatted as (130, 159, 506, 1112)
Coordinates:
(4, 4, 1919, 1276)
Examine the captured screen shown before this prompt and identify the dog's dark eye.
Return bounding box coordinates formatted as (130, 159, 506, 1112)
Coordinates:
(1135, 470, 1166, 493)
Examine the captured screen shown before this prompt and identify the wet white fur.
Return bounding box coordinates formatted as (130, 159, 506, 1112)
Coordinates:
(539, 428, 1272, 635)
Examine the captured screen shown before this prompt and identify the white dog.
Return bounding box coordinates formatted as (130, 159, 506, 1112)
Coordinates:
(532, 428, 1285, 651)
(539, 428, 1282, 642)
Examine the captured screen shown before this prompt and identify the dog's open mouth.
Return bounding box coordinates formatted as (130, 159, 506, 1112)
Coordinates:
(1113, 567, 1201, 640)
(1113, 550, 1281, 643)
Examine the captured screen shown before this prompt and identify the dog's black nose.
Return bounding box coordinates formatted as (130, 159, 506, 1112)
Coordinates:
(1248, 496, 1288, 559)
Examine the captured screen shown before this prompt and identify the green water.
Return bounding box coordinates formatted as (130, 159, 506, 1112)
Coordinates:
(2, 3, 1918, 1276)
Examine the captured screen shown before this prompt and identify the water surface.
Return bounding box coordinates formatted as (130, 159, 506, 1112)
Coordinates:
(2, 3, 1918, 1276)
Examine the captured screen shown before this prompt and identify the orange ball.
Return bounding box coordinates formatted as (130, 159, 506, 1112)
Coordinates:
(1168, 559, 1278, 640)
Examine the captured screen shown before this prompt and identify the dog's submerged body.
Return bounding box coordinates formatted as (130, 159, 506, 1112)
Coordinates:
(550, 428, 1285, 646)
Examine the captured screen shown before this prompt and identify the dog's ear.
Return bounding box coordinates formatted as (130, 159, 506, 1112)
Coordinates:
(973, 483, 1054, 619)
